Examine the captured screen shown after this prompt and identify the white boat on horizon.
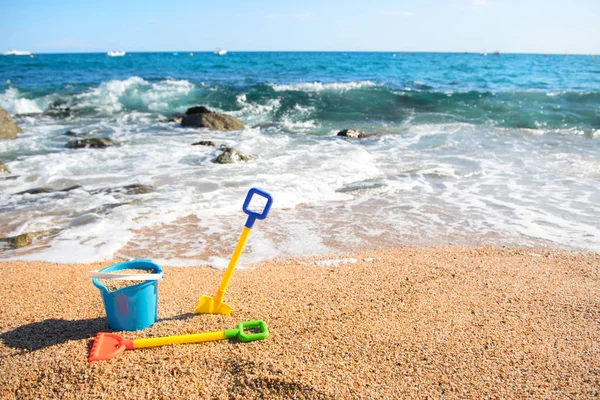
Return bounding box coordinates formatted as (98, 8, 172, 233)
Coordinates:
(214, 48, 227, 56)
(107, 51, 126, 57)
(3, 49, 32, 56)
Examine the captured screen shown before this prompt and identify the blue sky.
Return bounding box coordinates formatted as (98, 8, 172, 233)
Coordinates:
(1, 0, 599, 54)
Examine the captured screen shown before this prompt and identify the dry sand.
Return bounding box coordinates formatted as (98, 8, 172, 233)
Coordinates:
(0, 246, 598, 399)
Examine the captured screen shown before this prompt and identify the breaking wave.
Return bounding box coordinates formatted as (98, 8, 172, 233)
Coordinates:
(2, 77, 600, 134)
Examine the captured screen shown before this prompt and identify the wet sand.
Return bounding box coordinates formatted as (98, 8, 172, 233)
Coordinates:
(0, 247, 598, 399)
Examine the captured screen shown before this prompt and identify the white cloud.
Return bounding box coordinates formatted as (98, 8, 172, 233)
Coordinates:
(264, 12, 314, 20)
(380, 10, 415, 17)
(472, 0, 490, 8)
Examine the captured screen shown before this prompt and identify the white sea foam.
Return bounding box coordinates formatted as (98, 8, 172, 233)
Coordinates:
(1, 97, 599, 265)
(74, 77, 194, 114)
(269, 81, 377, 92)
(0, 87, 43, 114)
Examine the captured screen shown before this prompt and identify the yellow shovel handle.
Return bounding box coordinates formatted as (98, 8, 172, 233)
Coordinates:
(133, 330, 226, 349)
(214, 226, 251, 303)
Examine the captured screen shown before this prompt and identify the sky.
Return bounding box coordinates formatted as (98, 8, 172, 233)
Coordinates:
(1, 0, 599, 54)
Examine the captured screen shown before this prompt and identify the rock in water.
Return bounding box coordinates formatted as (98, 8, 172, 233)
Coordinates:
(0, 106, 23, 140)
(192, 140, 216, 147)
(181, 113, 245, 131)
(15, 185, 82, 195)
(66, 138, 115, 149)
(0, 161, 9, 174)
(185, 106, 212, 115)
(65, 130, 89, 137)
(0, 228, 62, 250)
(213, 147, 252, 164)
(44, 106, 72, 118)
(91, 184, 155, 195)
(337, 129, 366, 139)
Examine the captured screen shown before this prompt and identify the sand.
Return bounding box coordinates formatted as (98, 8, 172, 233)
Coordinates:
(0, 246, 598, 399)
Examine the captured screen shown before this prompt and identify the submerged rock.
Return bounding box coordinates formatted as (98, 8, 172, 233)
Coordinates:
(92, 184, 155, 195)
(16, 185, 82, 195)
(117, 184, 154, 195)
(337, 129, 367, 139)
(212, 146, 252, 164)
(1, 228, 62, 250)
(66, 138, 115, 149)
(0, 161, 9, 174)
(185, 106, 212, 115)
(44, 106, 72, 118)
(181, 113, 245, 131)
(0, 106, 23, 140)
(65, 130, 89, 137)
(192, 140, 216, 147)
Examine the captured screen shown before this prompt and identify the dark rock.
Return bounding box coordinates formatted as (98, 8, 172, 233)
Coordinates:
(185, 106, 212, 115)
(337, 129, 366, 139)
(16, 185, 83, 195)
(192, 140, 216, 147)
(212, 146, 252, 164)
(65, 130, 89, 137)
(0, 161, 9, 174)
(92, 184, 154, 196)
(120, 184, 154, 195)
(181, 113, 245, 131)
(44, 107, 72, 118)
(0, 106, 22, 140)
(0, 228, 61, 250)
(66, 138, 115, 149)
(16, 187, 54, 195)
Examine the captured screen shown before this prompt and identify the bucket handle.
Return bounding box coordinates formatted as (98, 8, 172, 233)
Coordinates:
(89, 271, 164, 281)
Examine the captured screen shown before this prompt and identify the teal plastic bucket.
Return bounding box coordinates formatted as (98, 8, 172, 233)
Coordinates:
(91, 260, 163, 331)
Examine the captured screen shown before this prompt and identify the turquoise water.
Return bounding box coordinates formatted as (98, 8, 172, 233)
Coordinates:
(2, 52, 600, 132)
(0, 52, 599, 264)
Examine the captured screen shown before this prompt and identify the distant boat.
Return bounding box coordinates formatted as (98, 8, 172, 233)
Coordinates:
(107, 51, 125, 57)
(214, 48, 227, 56)
(3, 49, 31, 56)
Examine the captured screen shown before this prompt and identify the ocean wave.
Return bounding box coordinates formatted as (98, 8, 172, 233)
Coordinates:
(74, 76, 194, 114)
(2, 77, 600, 134)
(0, 86, 44, 114)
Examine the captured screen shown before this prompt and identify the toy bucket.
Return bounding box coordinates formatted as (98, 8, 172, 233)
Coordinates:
(90, 259, 163, 331)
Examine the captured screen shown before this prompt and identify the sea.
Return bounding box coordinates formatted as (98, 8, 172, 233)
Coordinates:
(1, 52, 599, 266)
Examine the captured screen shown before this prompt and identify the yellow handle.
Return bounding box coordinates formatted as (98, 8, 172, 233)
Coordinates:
(133, 331, 226, 349)
(214, 226, 251, 303)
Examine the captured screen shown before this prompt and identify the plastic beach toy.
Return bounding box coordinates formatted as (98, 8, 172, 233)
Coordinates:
(91, 259, 164, 331)
(88, 320, 269, 362)
(195, 188, 273, 315)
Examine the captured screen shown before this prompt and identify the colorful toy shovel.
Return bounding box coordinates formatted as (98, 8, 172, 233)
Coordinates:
(194, 188, 273, 315)
(88, 320, 269, 362)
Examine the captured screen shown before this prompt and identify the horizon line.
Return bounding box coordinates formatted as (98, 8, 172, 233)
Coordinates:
(4, 50, 599, 56)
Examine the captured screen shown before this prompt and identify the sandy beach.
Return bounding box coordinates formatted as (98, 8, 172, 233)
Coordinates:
(0, 246, 598, 399)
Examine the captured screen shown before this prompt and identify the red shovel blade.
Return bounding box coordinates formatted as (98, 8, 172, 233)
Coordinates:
(88, 332, 128, 362)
